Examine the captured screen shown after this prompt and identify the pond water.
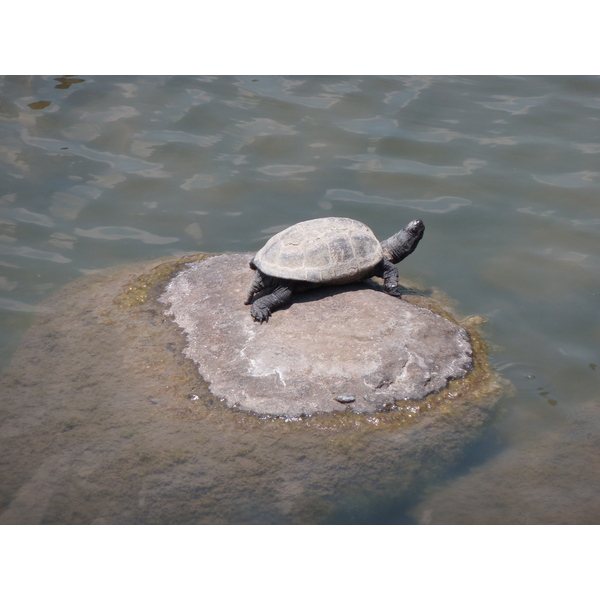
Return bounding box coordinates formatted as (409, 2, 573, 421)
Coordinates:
(0, 75, 598, 524)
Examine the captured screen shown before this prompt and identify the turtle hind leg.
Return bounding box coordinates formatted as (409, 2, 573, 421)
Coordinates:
(245, 269, 274, 305)
(250, 284, 294, 322)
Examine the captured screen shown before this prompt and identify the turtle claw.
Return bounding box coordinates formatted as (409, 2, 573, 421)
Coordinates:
(386, 286, 405, 298)
(251, 304, 271, 323)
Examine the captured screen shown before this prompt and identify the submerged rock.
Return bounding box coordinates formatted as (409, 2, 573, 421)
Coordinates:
(410, 401, 600, 525)
(160, 254, 473, 417)
(0, 253, 504, 524)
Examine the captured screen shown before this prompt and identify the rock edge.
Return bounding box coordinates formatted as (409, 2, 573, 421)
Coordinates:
(160, 254, 473, 417)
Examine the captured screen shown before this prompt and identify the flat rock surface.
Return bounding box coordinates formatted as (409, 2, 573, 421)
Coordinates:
(160, 254, 473, 417)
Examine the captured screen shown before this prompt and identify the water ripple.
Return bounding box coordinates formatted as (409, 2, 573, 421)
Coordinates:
(0, 243, 71, 263)
(0, 297, 39, 312)
(181, 172, 232, 190)
(23, 135, 166, 177)
(383, 77, 432, 108)
(532, 171, 600, 188)
(478, 95, 549, 115)
(235, 118, 297, 136)
(337, 116, 399, 136)
(325, 189, 471, 213)
(344, 155, 486, 178)
(235, 77, 339, 109)
(137, 130, 223, 147)
(1, 207, 54, 228)
(73, 227, 179, 245)
(257, 165, 316, 177)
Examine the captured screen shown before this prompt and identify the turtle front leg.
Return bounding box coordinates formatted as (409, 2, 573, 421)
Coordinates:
(373, 259, 406, 298)
(375, 258, 404, 296)
(250, 284, 294, 322)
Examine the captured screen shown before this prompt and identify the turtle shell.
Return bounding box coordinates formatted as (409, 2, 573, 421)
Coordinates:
(253, 217, 383, 284)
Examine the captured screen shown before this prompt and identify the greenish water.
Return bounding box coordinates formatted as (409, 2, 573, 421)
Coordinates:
(1, 75, 599, 524)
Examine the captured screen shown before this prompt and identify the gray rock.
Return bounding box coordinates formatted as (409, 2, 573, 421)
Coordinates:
(160, 254, 473, 417)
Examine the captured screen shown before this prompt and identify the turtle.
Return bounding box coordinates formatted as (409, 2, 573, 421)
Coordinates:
(244, 216, 425, 322)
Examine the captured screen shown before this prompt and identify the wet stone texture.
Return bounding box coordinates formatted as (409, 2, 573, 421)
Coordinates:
(160, 254, 473, 417)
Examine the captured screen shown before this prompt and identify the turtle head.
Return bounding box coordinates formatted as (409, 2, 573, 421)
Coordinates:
(381, 219, 425, 264)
